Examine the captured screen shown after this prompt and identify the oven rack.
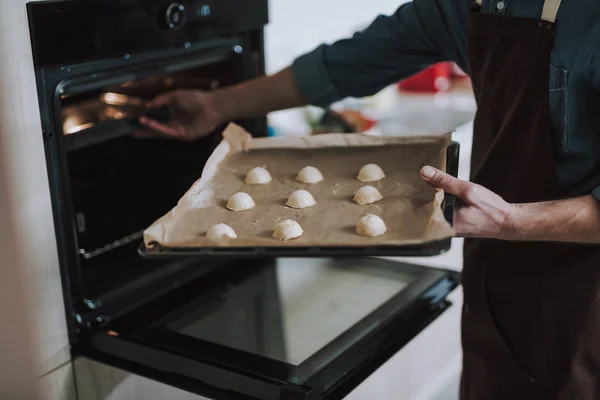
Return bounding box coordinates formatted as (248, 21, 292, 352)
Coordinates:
(80, 230, 144, 260)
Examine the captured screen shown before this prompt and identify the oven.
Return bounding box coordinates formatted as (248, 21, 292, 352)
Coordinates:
(27, 1, 461, 399)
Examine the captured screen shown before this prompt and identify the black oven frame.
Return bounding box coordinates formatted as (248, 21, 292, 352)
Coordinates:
(28, 0, 269, 345)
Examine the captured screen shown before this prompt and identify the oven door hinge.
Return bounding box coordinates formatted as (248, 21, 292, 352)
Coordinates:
(74, 298, 110, 332)
(74, 312, 111, 332)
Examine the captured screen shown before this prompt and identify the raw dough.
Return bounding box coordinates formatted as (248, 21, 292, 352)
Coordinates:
(273, 219, 304, 241)
(206, 224, 237, 242)
(353, 186, 383, 205)
(296, 166, 324, 184)
(286, 190, 316, 209)
(226, 192, 255, 211)
(245, 167, 272, 184)
(356, 214, 387, 237)
(357, 164, 386, 182)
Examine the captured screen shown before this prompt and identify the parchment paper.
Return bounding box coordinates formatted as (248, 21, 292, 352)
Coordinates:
(144, 123, 455, 249)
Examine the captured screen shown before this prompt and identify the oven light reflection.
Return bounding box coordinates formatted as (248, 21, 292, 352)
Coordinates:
(101, 92, 144, 107)
(104, 107, 128, 120)
(63, 115, 94, 134)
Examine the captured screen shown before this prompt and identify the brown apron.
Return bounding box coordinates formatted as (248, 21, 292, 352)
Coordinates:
(461, 0, 600, 399)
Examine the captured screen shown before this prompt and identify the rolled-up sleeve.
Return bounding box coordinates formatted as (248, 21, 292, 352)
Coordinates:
(592, 45, 600, 202)
(292, 0, 471, 108)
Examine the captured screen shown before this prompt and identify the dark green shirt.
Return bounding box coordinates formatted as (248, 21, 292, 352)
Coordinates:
(292, 0, 600, 200)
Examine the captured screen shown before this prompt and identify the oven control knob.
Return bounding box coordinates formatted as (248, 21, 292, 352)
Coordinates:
(165, 3, 186, 29)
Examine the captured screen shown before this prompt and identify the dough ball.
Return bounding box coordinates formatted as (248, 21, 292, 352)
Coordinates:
(206, 224, 237, 242)
(357, 164, 386, 182)
(245, 167, 272, 185)
(356, 214, 387, 237)
(273, 219, 304, 241)
(353, 186, 383, 205)
(296, 166, 324, 184)
(226, 192, 255, 211)
(286, 190, 316, 209)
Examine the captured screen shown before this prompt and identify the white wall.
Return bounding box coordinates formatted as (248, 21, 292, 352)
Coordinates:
(263, 0, 412, 135)
(0, 1, 69, 399)
(265, 0, 410, 74)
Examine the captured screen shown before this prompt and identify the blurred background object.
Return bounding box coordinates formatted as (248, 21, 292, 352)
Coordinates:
(264, 1, 475, 138)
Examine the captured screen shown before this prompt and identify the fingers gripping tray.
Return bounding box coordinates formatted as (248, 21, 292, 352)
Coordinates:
(140, 123, 459, 258)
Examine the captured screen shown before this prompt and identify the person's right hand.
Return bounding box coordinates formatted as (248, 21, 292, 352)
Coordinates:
(138, 89, 223, 141)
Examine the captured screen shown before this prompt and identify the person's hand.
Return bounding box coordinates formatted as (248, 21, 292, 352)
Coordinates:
(420, 166, 515, 239)
(137, 89, 223, 141)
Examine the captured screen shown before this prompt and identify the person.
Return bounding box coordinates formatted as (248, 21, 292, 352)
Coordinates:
(140, 0, 600, 398)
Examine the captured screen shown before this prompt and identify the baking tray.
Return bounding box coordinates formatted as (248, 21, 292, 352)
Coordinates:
(139, 141, 459, 258)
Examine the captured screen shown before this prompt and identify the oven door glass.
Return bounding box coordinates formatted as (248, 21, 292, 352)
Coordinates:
(83, 257, 459, 400)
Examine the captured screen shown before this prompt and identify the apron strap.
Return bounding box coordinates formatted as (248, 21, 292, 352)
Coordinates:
(541, 0, 562, 23)
(472, 0, 562, 23)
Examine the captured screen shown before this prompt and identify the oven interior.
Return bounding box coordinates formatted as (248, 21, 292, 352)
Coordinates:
(63, 56, 244, 302)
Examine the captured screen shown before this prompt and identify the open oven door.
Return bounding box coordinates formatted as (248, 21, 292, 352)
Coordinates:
(78, 257, 460, 400)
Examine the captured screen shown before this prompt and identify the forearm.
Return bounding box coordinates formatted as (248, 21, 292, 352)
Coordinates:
(314, 0, 470, 102)
(213, 67, 306, 121)
(507, 195, 600, 243)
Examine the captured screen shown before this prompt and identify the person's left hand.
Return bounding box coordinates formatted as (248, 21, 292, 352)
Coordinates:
(420, 166, 515, 239)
